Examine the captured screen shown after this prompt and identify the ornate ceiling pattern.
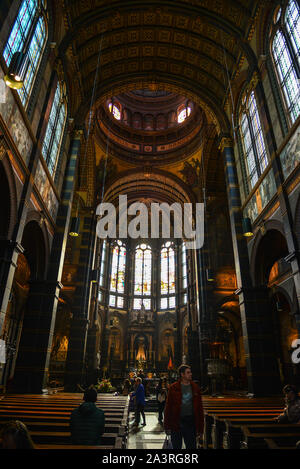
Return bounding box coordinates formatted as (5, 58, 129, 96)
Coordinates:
(57, 0, 261, 201)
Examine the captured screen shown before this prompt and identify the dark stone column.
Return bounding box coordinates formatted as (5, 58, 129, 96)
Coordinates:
(0, 241, 24, 334)
(194, 247, 211, 387)
(11, 131, 83, 393)
(64, 212, 97, 391)
(220, 136, 281, 395)
(255, 77, 300, 327)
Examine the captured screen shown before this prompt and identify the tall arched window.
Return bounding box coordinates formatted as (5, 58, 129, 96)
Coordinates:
(272, 1, 300, 125)
(3, 0, 47, 107)
(239, 91, 268, 189)
(160, 242, 176, 310)
(109, 240, 126, 309)
(180, 242, 188, 305)
(41, 81, 67, 177)
(133, 244, 152, 310)
(98, 240, 107, 303)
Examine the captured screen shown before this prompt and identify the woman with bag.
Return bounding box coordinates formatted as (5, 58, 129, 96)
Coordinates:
(156, 377, 168, 424)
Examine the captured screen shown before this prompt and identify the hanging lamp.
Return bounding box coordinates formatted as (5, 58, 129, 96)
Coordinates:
(4, 51, 29, 90)
(242, 217, 253, 237)
(69, 216, 80, 237)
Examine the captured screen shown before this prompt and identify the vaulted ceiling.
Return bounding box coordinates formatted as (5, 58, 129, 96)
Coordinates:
(60, 0, 259, 125)
(57, 0, 261, 202)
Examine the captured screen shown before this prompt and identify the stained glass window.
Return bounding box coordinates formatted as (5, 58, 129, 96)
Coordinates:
(99, 240, 107, 288)
(160, 242, 176, 309)
(109, 240, 126, 308)
(240, 91, 268, 189)
(133, 244, 152, 310)
(178, 107, 191, 123)
(181, 242, 188, 301)
(3, 0, 47, 107)
(109, 102, 121, 120)
(272, 0, 300, 124)
(41, 82, 67, 176)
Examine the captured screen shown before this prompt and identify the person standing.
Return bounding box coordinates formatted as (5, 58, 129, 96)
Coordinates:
(276, 384, 300, 423)
(164, 364, 204, 449)
(156, 377, 168, 423)
(70, 387, 105, 445)
(131, 377, 146, 426)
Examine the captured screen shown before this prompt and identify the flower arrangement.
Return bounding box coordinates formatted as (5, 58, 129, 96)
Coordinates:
(96, 378, 116, 393)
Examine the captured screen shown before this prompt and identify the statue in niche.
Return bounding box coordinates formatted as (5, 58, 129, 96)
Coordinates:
(147, 310, 153, 322)
(140, 304, 146, 323)
(131, 310, 138, 322)
(136, 336, 146, 361)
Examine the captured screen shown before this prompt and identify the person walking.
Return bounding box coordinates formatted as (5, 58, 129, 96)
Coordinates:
(164, 364, 204, 449)
(131, 377, 146, 426)
(156, 377, 168, 424)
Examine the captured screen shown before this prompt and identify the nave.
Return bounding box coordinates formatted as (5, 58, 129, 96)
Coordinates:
(1, 392, 299, 450)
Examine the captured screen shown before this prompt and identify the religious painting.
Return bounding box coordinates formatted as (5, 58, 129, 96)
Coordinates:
(179, 157, 202, 188)
(280, 126, 300, 180)
(34, 160, 59, 221)
(243, 168, 276, 223)
(0, 67, 33, 165)
(96, 154, 118, 189)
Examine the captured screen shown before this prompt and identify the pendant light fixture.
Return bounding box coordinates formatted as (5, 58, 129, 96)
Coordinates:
(4, 51, 29, 90)
(242, 217, 254, 237)
(69, 216, 80, 237)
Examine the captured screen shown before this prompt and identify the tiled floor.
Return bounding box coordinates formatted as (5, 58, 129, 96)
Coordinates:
(127, 413, 166, 449)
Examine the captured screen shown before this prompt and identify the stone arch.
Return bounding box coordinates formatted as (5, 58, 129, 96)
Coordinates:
(250, 220, 289, 286)
(0, 156, 18, 239)
(21, 219, 49, 281)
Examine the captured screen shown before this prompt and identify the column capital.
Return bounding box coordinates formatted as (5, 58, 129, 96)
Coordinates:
(218, 136, 234, 152)
(284, 251, 300, 264)
(73, 129, 84, 140)
(0, 240, 24, 254)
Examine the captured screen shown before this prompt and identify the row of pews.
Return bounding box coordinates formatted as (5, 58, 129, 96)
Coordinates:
(202, 396, 300, 449)
(0, 393, 130, 449)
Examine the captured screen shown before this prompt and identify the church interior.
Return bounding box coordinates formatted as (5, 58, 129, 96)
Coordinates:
(0, 0, 300, 451)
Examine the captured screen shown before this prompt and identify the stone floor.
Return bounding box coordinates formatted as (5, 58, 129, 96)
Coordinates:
(127, 412, 167, 449)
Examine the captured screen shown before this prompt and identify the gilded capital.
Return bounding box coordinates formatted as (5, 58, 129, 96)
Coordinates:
(73, 129, 84, 139)
(218, 137, 233, 152)
(0, 136, 7, 161)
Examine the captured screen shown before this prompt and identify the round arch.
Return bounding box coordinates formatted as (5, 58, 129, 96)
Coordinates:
(250, 220, 289, 286)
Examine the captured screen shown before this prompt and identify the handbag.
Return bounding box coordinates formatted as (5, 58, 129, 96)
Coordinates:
(162, 435, 173, 449)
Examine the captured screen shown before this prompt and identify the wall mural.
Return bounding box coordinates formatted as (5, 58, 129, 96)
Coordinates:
(35, 160, 59, 221)
(179, 158, 202, 188)
(243, 168, 277, 223)
(96, 155, 118, 190)
(0, 68, 33, 165)
(280, 126, 300, 180)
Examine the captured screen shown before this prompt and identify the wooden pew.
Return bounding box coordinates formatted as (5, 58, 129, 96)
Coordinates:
(0, 393, 129, 449)
(240, 424, 300, 449)
(203, 410, 281, 449)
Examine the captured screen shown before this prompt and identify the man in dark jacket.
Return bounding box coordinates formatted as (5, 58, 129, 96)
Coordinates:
(70, 387, 105, 445)
(164, 364, 204, 449)
(131, 377, 146, 426)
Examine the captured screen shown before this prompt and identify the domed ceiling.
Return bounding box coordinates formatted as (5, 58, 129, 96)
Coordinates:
(95, 88, 205, 165)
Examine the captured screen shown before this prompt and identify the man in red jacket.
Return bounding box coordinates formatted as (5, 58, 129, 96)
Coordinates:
(164, 364, 204, 449)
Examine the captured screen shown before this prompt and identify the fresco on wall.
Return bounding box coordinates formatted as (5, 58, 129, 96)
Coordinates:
(0, 68, 33, 165)
(243, 168, 277, 223)
(280, 126, 300, 180)
(179, 158, 202, 188)
(96, 155, 118, 190)
(35, 160, 59, 220)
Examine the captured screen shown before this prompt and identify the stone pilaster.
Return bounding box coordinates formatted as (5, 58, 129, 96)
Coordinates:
(220, 137, 281, 395)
